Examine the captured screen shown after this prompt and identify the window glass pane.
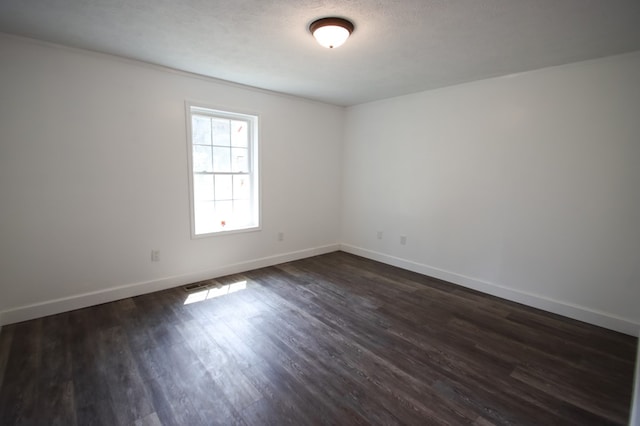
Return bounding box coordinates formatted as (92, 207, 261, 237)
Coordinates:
(231, 147, 249, 172)
(233, 199, 251, 225)
(233, 175, 250, 200)
(214, 174, 233, 200)
(215, 200, 233, 225)
(192, 115, 212, 145)
(231, 120, 248, 147)
(212, 118, 231, 146)
(193, 146, 213, 172)
(194, 201, 215, 234)
(193, 174, 214, 201)
(212, 147, 231, 172)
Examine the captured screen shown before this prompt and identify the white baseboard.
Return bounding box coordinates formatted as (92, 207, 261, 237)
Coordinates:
(2, 243, 638, 337)
(0, 244, 340, 326)
(340, 244, 640, 337)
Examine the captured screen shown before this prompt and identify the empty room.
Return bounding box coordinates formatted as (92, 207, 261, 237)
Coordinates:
(0, 1, 639, 425)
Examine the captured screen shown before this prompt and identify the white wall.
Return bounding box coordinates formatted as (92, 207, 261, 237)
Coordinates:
(0, 35, 344, 324)
(341, 52, 640, 335)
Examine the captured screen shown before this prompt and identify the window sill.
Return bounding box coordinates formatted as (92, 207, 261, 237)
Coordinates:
(191, 225, 261, 239)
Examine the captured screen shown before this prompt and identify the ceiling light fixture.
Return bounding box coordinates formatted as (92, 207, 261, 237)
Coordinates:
(309, 17, 354, 49)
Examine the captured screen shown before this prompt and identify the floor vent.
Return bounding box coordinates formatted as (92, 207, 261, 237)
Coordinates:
(183, 282, 209, 292)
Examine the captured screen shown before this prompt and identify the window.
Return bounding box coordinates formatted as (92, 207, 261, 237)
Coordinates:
(186, 103, 259, 236)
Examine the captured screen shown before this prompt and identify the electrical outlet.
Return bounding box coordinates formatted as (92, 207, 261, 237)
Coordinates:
(278, 232, 284, 242)
(151, 250, 160, 262)
(377, 231, 383, 240)
(400, 236, 407, 245)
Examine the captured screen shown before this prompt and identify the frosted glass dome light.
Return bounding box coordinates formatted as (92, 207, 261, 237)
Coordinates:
(310, 17, 354, 49)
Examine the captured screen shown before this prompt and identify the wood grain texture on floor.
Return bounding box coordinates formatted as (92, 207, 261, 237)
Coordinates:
(0, 251, 637, 425)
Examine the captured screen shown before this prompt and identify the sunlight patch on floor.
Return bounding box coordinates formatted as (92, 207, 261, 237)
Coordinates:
(183, 280, 247, 305)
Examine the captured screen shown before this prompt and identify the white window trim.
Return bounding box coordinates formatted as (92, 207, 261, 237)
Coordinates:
(185, 101, 262, 239)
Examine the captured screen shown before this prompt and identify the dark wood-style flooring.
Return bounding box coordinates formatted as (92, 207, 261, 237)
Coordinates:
(0, 251, 637, 425)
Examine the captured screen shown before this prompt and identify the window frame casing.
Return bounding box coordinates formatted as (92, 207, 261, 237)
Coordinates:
(185, 101, 261, 238)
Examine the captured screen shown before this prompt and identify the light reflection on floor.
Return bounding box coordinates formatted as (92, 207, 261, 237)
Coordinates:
(183, 280, 247, 305)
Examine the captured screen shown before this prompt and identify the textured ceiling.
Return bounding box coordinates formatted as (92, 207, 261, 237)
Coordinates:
(1, 0, 640, 106)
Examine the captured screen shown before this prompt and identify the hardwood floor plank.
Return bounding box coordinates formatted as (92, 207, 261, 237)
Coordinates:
(245, 271, 484, 424)
(449, 314, 636, 396)
(142, 373, 204, 426)
(174, 319, 262, 413)
(134, 411, 163, 426)
(511, 365, 629, 424)
(67, 309, 120, 426)
(39, 380, 77, 426)
(0, 324, 15, 391)
(252, 311, 459, 424)
(0, 319, 44, 425)
(241, 362, 325, 425)
(98, 326, 155, 425)
(239, 316, 383, 424)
